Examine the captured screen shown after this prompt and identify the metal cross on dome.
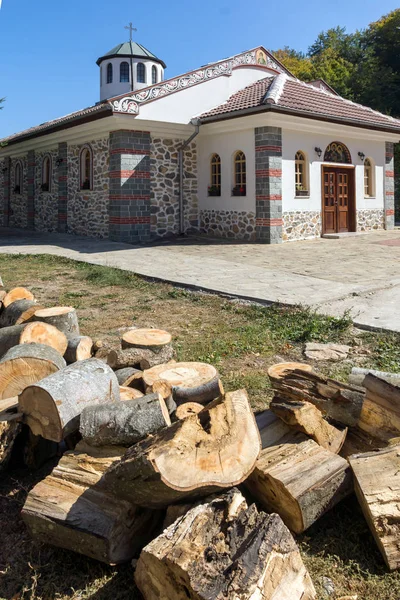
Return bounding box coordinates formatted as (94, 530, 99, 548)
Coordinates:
(125, 22, 137, 42)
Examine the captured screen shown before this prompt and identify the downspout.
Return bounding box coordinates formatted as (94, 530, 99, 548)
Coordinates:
(178, 118, 200, 235)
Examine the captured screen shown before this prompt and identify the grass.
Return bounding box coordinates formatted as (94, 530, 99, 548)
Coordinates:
(1, 253, 400, 599)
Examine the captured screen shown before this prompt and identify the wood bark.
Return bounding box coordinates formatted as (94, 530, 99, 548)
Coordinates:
(80, 392, 171, 446)
(246, 428, 352, 534)
(22, 441, 161, 564)
(107, 344, 174, 370)
(121, 328, 172, 351)
(3, 287, 34, 308)
(114, 367, 143, 388)
(358, 374, 400, 441)
(143, 361, 223, 406)
(119, 386, 144, 401)
(103, 389, 261, 508)
(0, 299, 42, 328)
(0, 322, 68, 359)
(64, 335, 93, 363)
(350, 445, 400, 570)
(135, 488, 317, 600)
(19, 358, 120, 442)
(33, 306, 80, 336)
(175, 402, 204, 420)
(349, 367, 400, 388)
(0, 343, 66, 400)
(268, 362, 364, 427)
(271, 398, 347, 454)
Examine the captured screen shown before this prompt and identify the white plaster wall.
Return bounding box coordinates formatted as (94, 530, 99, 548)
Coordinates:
(282, 129, 385, 213)
(99, 57, 164, 101)
(197, 129, 255, 212)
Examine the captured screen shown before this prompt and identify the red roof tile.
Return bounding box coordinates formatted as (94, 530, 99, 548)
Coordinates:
(201, 78, 274, 118)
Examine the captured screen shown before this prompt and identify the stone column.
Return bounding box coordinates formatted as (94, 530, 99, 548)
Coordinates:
(3, 156, 11, 227)
(385, 142, 395, 230)
(255, 127, 282, 243)
(109, 130, 151, 244)
(27, 150, 35, 230)
(58, 142, 68, 232)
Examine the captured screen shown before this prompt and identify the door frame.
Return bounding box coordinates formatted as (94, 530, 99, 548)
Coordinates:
(321, 164, 356, 235)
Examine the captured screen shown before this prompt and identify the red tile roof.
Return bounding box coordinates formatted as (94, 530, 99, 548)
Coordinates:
(201, 78, 274, 118)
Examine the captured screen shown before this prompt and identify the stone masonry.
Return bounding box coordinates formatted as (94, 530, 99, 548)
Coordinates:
(255, 126, 282, 243)
(385, 142, 395, 230)
(58, 142, 68, 232)
(357, 209, 385, 232)
(283, 211, 321, 241)
(109, 130, 151, 244)
(200, 210, 256, 240)
(34, 150, 58, 233)
(2, 157, 10, 226)
(9, 156, 28, 229)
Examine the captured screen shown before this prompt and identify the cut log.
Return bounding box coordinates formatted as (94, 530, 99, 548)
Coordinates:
(175, 402, 203, 420)
(135, 488, 317, 600)
(143, 361, 223, 406)
(0, 290, 6, 307)
(80, 392, 171, 447)
(119, 386, 144, 401)
(19, 358, 120, 442)
(103, 389, 261, 508)
(0, 322, 68, 359)
(3, 287, 34, 308)
(0, 299, 42, 328)
(64, 335, 93, 363)
(0, 343, 66, 400)
(0, 418, 22, 470)
(107, 344, 174, 371)
(33, 306, 80, 336)
(358, 374, 400, 441)
(114, 367, 143, 387)
(349, 367, 400, 388)
(271, 398, 347, 454)
(22, 441, 161, 564)
(0, 396, 20, 422)
(350, 445, 400, 570)
(268, 362, 365, 427)
(121, 328, 172, 351)
(246, 428, 352, 534)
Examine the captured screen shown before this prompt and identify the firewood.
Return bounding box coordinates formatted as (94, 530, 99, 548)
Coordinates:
(349, 445, 400, 570)
(358, 374, 400, 441)
(80, 392, 171, 446)
(0, 299, 42, 327)
(246, 427, 352, 534)
(121, 328, 172, 351)
(0, 322, 68, 359)
(0, 417, 22, 470)
(135, 488, 317, 600)
(0, 276, 4, 288)
(0, 343, 66, 400)
(119, 386, 144, 400)
(114, 367, 144, 391)
(349, 367, 400, 388)
(22, 441, 161, 564)
(107, 344, 174, 370)
(33, 306, 80, 336)
(175, 402, 203, 420)
(20, 426, 59, 470)
(3, 287, 34, 308)
(19, 358, 120, 442)
(103, 389, 260, 508)
(268, 362, 364, 427)
(64, 335, 93, 363)
(271, 398, 347, 453)
(0, 396, 20, 421)
(163, 503, 193, 528)
(0, 290, 6, 308)
(143, 361, 223, 405)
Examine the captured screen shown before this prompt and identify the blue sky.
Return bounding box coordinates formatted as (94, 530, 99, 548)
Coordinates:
(0, 0, 398, 137)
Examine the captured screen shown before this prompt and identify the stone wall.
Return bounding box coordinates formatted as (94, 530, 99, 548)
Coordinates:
(255, 126, 282, 243)
(9, 155, 28, 229)
(150, 138, 198, 238)
(34, 149, 58, 233)
(356, 209, 385, 232)
(385, 142, 395, 230)
(283, 211, 321, 241)
(68, 138, 109, 239)
(200, 210, 256, 240)
(0, 159, 4, 226)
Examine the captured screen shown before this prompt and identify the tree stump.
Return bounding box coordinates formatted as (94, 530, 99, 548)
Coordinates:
(33, 306, 80, 336)
(64, 335, 93, 363)
(103, 389, 261, 508)
(3, 287, 34, 308)
(0, 299, 42, 328)
(135, 488, 317, 600)
(19, 358, 120, 442)
(0, 322, 68, 359)
(0, 343, 66, 399)
(121, 328, 172, 351)
(143, 361, 223, 405)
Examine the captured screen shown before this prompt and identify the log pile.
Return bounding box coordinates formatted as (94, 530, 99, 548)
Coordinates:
(2, 276, 400, 597)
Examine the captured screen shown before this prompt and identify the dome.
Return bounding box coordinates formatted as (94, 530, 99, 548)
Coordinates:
(97, 42, 166, 68)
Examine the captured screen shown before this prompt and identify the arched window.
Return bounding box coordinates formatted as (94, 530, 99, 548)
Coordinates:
(80, 145, 93, 190)
(107, 63, 113, 84)
(233, 151, 246, 196)
(42, 155, 52, 192)
(137, 62, 146, 83)
(364, 158, 375, 197)
(152, 65, 158, 85)
(324, 141, 351, 164)
(209, 154, 221, 196)
(295, 151, 309, 196)
(120, 62, 130, 83)
(14, 160, 23, 194)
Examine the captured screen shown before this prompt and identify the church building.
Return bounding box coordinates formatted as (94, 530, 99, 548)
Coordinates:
(0, 35, 399, 244)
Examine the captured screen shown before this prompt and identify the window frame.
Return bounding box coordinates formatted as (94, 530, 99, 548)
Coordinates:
(137, 62, 146, 84)
(295, 150, 309, 196)
(14, 160, 23, 194)
(364, 158, 375, 198)
(209, 153, 221, 196)
(120, 61, 130, 83)
(152, 65, 158, 85)
(41, 154, 52, 193)
(79, 145, 93, 191)
(232, 150, 246, 196)
(106, 63, 113, 84)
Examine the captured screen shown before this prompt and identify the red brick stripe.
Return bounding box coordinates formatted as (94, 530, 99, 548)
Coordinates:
(109, 195, 151, 201)
(386, 209, 395, 216)
(110, 148, 150, 155)
(109, 170, 150, 179)
(59, 176, 67, 182)
(58, 214, 67, 221)
(110, 216, 150, 224)
(59, 196, 68, 201)
(27, 212, 35, 218)
(255, 169, 282, 177)
(255, 145, 281, 152)
(386, 170, 395, 177)
(27, 178, 34, 184)
(256, 194, 282, 201)
(256, 218, 283, 226)
(386, 191, 395, 196)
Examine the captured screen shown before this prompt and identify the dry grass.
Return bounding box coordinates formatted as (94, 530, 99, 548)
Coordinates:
(1, 253, 400, 599)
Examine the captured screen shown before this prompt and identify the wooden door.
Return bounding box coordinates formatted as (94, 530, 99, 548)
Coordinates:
(322, 167, 354, 234)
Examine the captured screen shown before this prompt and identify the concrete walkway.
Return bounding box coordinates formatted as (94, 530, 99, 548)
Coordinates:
(1, 227, 400, 333)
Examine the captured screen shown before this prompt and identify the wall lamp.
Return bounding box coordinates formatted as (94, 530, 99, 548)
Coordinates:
(56, 158, 64, 167)
(358, 152, 365, 162)
(314, 147, 322, 158)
